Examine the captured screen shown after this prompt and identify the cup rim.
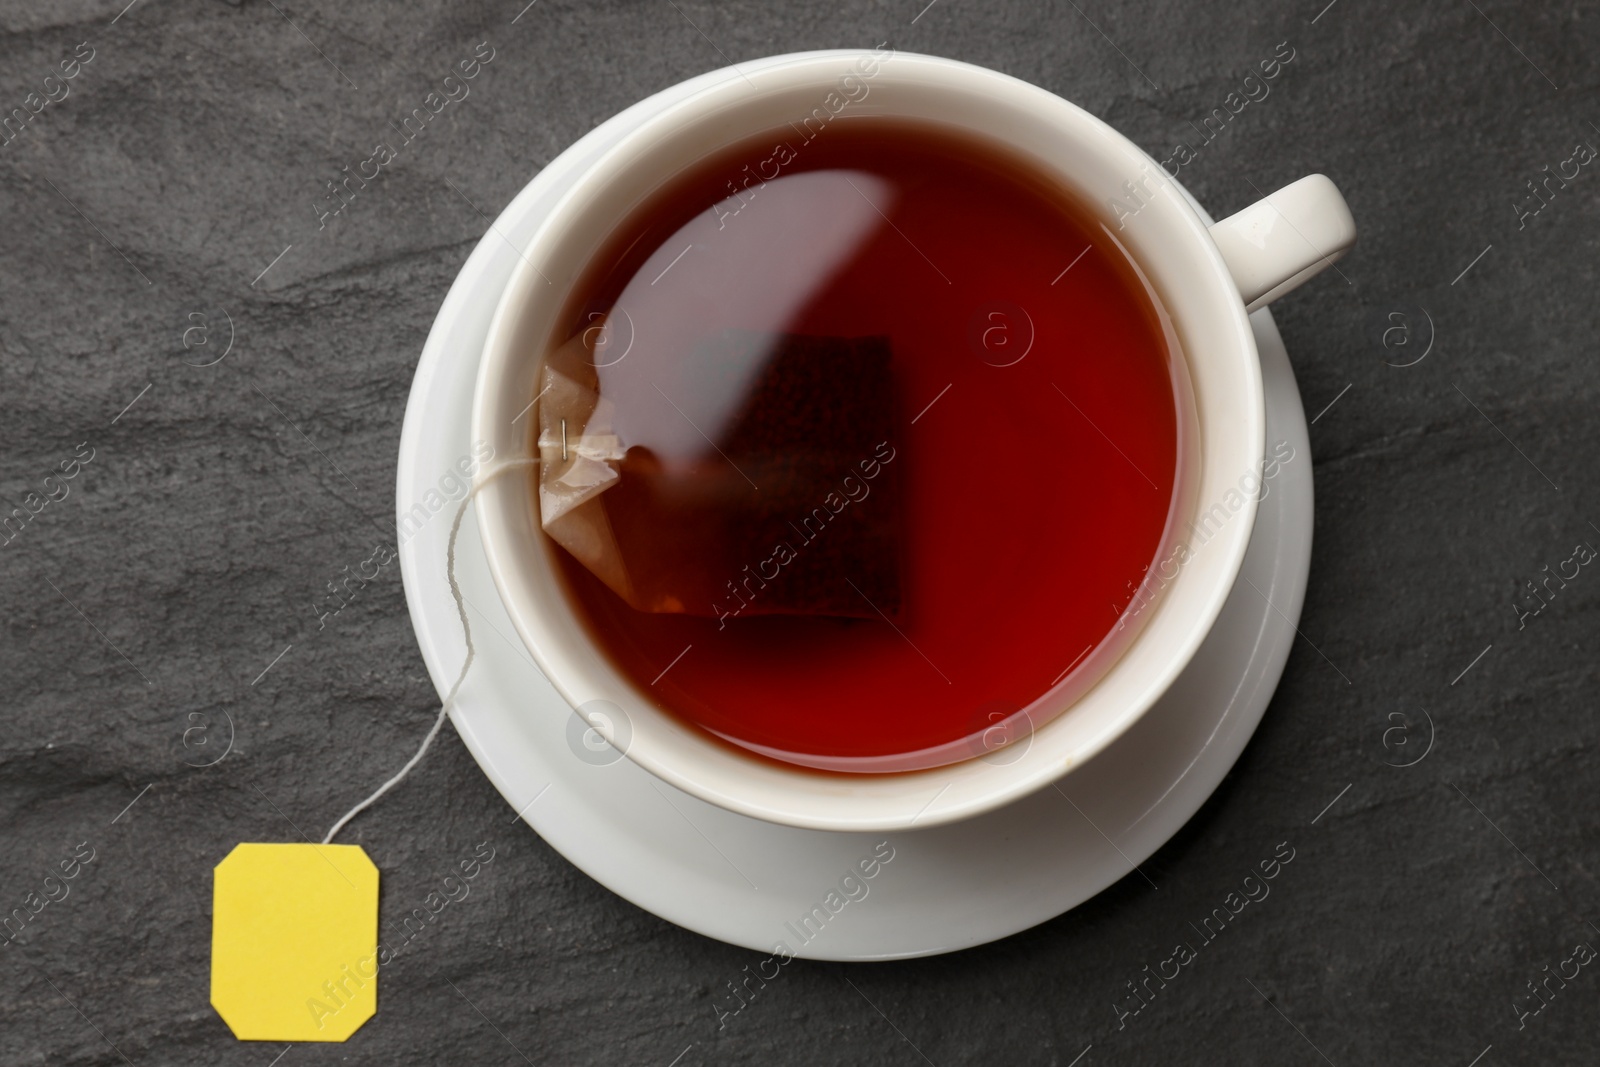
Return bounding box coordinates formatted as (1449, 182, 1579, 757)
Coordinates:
(471, 49, 1265, 832)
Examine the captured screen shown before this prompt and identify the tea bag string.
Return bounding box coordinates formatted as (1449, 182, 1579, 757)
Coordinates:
(323, 457, 544, 845)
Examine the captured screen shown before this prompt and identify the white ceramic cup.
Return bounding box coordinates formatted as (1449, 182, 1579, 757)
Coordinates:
(473, 49, 1355, 832)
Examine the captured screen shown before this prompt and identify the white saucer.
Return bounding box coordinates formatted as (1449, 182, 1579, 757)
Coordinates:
(395, 54, 1313, 960)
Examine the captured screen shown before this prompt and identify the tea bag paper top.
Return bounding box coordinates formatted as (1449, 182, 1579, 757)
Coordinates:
(537, 331, 636, 606)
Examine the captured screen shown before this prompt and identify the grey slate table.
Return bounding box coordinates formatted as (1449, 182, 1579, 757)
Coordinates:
(3, 1, 1597, 1064)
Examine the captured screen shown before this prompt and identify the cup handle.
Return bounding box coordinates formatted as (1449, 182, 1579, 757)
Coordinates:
(1208, 174, 1357, 313)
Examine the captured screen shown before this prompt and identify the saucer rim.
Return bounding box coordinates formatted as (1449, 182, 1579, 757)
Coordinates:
(395, 52, 1312, 959)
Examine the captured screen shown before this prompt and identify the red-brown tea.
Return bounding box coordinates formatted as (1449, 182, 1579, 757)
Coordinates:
(540, 118, 1181, 772)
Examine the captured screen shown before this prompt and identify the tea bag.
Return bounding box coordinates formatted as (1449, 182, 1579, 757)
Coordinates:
(535, 332, 634, 603)
(538, 327, 902, 621)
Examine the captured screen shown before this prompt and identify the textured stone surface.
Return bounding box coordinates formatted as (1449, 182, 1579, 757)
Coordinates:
(2, 1, 1598, 1064)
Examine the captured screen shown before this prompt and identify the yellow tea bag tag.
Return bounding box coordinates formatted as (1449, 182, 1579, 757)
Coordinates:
(211, 843, 380, 1042)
